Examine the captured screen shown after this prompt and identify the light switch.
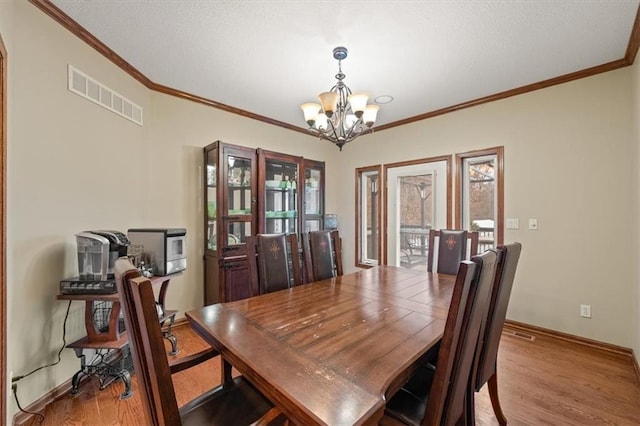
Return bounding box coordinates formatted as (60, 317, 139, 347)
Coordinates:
(529, 218, 538, 230)
(506, 218, 519, 229)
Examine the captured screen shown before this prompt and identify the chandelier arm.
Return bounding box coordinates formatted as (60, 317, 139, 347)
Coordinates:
(343, 119, 361, 141)
(325, 118, 339, 138)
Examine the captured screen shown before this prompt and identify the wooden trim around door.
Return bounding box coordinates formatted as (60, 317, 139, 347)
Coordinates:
(354, 165, 383, 269)
(0, 32, 7, 425)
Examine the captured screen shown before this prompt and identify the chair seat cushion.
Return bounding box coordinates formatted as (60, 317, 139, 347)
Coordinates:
(385, 364, 436, 425)
(180, 376, 273, 425)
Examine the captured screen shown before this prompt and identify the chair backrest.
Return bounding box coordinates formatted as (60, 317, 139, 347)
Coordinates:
(467, 231, 479, 257)
(302, 230, 343, 282)
(427, 229, 468, 274)
(246, 233, 302, 295)
(427, 229, 480, 274)
(473, 242, 522, 390)
(423, 250, 497, 426)
(115, 257, 182, 425)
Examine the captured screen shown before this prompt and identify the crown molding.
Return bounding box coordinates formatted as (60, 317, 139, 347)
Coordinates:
(28, 0, 640, 136)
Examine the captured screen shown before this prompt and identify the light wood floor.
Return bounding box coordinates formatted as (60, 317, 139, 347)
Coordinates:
(19, 324, 640, 425)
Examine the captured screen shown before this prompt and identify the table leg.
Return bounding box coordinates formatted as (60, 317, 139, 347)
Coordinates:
(221, 357, 233, 387)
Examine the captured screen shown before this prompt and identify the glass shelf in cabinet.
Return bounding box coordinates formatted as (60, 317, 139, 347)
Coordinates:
(265, 211, 297, 219)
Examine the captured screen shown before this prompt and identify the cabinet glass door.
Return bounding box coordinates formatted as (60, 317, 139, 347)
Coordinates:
(226, 156, 253, 217)
(264, 159, 298, 234)
(304, 161, 324, 232)
(223, 147, 256, 255)
(206, 148, 218, 251)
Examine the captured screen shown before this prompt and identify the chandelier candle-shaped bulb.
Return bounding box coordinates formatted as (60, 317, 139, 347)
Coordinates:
(363, 105, 380, 127)
(315, 112, 328, 130)
(347, 93, 369, 118)
(301, 103, 321, 127)
(318, 92, 339, 118)
(345, 114, 358, 129)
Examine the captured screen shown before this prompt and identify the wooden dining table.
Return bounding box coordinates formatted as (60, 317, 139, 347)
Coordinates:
(186, 265, 456, 425)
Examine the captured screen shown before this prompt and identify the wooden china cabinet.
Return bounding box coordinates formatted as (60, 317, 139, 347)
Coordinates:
(204, 142, 257, 305)
(204, 141, 325, 304)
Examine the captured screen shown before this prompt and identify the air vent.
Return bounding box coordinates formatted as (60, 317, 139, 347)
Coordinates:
(68, 65, 143, 126)
(503, 329, 536, 341)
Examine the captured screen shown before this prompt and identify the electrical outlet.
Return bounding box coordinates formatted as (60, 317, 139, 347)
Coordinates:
(528, 218, 538, 230)
(580, 304, 591, 318)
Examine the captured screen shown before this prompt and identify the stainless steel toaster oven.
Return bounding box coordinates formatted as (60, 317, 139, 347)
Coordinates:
(127, 228, 187, 276)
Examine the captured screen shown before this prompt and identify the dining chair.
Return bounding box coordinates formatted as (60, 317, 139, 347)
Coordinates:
(114, 258, 282, 426)
(301, 230, 343, 282)
(467, 231, 479, 258)
(466, 242, 522, 426)
(427, 229, 479, 274)
(427, 229, 467, 274)
(246, 233, 302, 295)
(383, 250, 497, 425)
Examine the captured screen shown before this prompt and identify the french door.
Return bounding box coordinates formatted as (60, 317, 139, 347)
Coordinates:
(386, 159, 450, 268)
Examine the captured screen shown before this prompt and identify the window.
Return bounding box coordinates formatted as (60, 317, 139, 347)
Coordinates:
(456, 147, 504, 252)
(355, 148, 501, 268)
(356, 166, 382, 268)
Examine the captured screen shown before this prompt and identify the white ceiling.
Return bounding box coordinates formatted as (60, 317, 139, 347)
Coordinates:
(49, 0, 640, 130)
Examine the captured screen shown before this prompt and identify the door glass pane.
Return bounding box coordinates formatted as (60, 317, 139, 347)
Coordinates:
(463, 155, 496, 252)
(386, 160, 448, 268)
(398, 174, 433, 270)
(359, 169, 380, 265)
(227, 155, 252, 215)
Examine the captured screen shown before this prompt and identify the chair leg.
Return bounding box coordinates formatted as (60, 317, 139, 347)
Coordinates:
(488, 372, 507, 425)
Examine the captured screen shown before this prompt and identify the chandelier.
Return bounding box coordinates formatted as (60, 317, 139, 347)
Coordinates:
(301, 47, 380, 151)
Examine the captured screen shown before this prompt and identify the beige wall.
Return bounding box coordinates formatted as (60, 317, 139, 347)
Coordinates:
(2, 0, 334, 416)
(333, 68, 634, 347)
(2, 0, 638, 419)
(143, 91, 334, 316)
(3, 0, 152, 415)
